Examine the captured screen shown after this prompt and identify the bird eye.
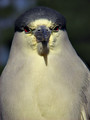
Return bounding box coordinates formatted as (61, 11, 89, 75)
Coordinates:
(53, 25, 60, 31)
(24, 26, 31, 33)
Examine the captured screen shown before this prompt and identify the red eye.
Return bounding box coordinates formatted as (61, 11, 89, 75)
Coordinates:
(53, 25, 60, 31)
(24, 26, 30, 33)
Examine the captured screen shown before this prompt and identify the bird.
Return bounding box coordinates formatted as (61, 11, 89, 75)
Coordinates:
(0, 6, 90, 120)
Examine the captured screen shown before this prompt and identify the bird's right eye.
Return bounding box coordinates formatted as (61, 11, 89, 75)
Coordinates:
(24, 26, 31, 33)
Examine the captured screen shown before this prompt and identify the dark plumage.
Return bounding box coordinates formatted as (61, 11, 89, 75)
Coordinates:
(15, 6, 66, 32)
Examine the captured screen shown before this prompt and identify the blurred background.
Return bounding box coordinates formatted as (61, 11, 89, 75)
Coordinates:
(0, 0, 90, 74)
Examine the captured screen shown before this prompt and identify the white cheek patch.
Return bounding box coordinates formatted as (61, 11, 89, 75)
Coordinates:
(26, 35, 37, 50)
(49, 32, 59, 47)
(49, 30, 67, 54)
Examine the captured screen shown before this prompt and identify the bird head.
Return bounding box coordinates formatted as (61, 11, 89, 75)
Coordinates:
(14, 7, 66, 65)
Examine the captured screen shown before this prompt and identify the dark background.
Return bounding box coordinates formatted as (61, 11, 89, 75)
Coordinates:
(0, 0, 90, 75)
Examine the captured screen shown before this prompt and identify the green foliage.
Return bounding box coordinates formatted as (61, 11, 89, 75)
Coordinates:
(0, 6, 14, 18)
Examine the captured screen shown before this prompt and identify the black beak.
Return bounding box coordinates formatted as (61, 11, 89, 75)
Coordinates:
(33, 26, 51, 43)
(33, 26, 51, 65)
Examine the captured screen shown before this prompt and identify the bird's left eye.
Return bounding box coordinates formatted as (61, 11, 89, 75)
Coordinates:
(24, 26, 31, 33)
(53, 25, 60, 32)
